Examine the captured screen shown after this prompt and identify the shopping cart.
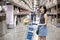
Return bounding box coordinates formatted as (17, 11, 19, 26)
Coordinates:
(26, 22, 38, 40)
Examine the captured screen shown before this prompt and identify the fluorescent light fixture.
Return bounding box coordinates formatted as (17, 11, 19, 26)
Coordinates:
(6, 1, 10, 3)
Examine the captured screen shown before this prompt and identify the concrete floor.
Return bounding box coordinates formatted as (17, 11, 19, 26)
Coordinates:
(0, 20, 60, 40)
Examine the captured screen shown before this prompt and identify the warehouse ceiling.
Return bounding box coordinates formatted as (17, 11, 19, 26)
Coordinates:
(0, 0, 57, 11)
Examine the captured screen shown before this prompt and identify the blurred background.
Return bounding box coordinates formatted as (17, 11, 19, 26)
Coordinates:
(0, 0, 60, 40)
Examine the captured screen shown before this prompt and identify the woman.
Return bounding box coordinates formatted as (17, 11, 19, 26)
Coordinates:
(38, 5, 48, 40)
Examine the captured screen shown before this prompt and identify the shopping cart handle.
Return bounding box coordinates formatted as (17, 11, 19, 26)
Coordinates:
(29, 23, 37, 25)
(32, 23, 37, 25)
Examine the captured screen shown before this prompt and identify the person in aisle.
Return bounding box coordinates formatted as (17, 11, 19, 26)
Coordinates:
(29, 12, 36, 22)
(38, 5, 48, 40)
